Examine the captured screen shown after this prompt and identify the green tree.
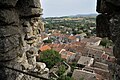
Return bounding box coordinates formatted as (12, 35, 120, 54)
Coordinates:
(100, 38, 113, 48)
(57, 65, 66, 76)
(43, 39, 52, 43)
(57, 75, 74, 80)
(37, 49, 62, 69)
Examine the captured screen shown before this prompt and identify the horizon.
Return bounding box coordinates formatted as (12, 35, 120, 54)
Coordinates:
(43, 13, 98, 18)
(40, 0, 97, 17)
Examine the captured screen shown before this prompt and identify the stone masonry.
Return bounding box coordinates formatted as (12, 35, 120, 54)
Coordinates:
(1, 0, 120, 80)
(0, 0, 45, 80)
(96, 0, 120, 80)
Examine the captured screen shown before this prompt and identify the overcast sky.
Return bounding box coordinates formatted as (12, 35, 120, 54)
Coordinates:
(40, 0, 97, 17)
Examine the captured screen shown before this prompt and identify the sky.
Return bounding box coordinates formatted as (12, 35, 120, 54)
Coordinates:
(40, 0, 97, 17)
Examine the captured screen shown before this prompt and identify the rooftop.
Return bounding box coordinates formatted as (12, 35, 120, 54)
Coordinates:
(40, 45, 51, 51)
(77, 56, 94, 66)
(72, 69, 96, 80)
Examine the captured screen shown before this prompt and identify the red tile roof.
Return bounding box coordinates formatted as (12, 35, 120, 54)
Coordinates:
(40, 45, 51, 51)
(61, 54, 70, 60)
(101, 54, 108, 60)
(68, 36, 76, 40)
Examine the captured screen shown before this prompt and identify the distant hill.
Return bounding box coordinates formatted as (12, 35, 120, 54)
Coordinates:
(43, 13, 98, 19)
(68, 13, 98, 18)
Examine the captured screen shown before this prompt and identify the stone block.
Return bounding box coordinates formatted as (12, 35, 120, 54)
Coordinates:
(0, 0, 18, 7)
(19, 8, 42, 17)
(96, 0, 111, 13)
(0, 34, 21, 53)
(109, 14, 120, 42)
(106, 0, 120, 6)
(0, 47, 21, 61)
(29, 0, 41, 8)
(0, 9, 19, 26)
(0, 25, 21, 37)
(96, 14, 111, 38)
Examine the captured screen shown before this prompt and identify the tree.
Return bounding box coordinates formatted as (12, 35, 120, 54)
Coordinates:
(37, 49, 62, 69)
(100, 38, 113, 48)
(43, 39, 52, 43)
(57, 65, 66, 76)
(57, 75, 74, 80)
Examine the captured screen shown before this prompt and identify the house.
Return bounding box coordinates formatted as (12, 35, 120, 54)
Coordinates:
(81, 37, 102, 46)
(68, 35, 77, 43)
(39, 45, 51, 52)
(92, 62, 108, 70)
(104, 47, 113, 56)
(101, 53, 109, 62)
(40, 33, 49, 41)
(72, 69, 96, 80)
(77, 56, 94, 68)
(84, 66, 110, 80)
(82, 47, 105, 62)
(59, 49, 76, 62)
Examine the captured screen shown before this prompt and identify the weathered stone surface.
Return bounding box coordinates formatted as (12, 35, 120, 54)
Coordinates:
(0, 9, 19, 25)
(0, 47, 21, 61)
(113, 36, 120, 60)
(0, 25, 21, 37)
(0, 0, 18, 7)
(29, 0, 41, 8)
(96, 14, 111, 38)
(110, 15, 120, 60)
(0, 34, 21, 53)
(97, 0, 120, 79)
(0, 0, 44, 80)
(0, 60, 22, 80)
(26, 47, 38, 68)
(19, 8, 42, 17)
(97, 0, 111, 13)
(106, 0, 120, 6)
(16, 0, 42, 17)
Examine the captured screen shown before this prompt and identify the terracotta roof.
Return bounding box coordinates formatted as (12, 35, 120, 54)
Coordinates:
(40, 45, 51, 51)
(61, 55, 69, 59)
(53, 48, 62, 52)
(60, 50, 75, 56)
(68, 36, 76, 40)
(67, 51, 75, 56)
(51, 33, 61, 36)
(46, 42, 86, 54)
(101, 54, 109, 60)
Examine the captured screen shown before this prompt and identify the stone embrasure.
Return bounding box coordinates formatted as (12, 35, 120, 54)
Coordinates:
(96, 0, 120, 80)
(0, 0, 47, 80)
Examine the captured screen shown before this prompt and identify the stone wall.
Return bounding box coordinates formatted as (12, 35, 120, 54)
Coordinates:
(0, 0, 45, 80)
(96, 0, 120, 79)
(1, 0, 120, 80)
